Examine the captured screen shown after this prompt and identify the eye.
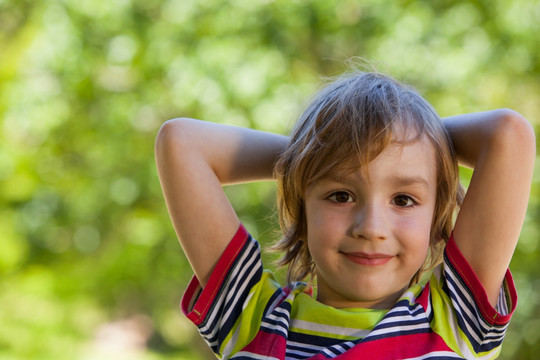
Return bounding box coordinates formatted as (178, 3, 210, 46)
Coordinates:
(328, 191, 354, 203)
(392, 194, 416, 207)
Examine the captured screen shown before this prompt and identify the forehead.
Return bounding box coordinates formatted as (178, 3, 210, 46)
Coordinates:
(374, 136, 437, 183)
(301, 116, 439, 189)
(323, 135, 437, 189)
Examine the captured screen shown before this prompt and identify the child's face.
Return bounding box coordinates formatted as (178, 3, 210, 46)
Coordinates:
(304, 135, 437, 309)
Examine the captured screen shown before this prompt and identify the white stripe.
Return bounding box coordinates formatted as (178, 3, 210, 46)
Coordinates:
(441, 292, 477, 360)
(286, 340, 325, 353)
(403, 351, 464, 359)
(285, 348, 318, 359)
(400, 288, 420, 304)
(262, 310, 290, 331)
(368, 322, 430, 338)
(260, 305, 291, 336)
(261, 288, 302, 334)
(379, 307, 425, 322)
(330, 344, 348, 354)
(286, 340, 356, 358)
(274, 306, 292, 317)
(373, 305, 427, 330)
(424, 268, 435, 319)
(219, 242, 261, 321)
(265, 289, 288, 316)
(222, 320, 242, 359)
(496, 285, 508, 315)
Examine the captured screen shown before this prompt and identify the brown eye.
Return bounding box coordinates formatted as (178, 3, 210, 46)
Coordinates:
(329, 191, 353, 203)
(393, 195, 415, 207)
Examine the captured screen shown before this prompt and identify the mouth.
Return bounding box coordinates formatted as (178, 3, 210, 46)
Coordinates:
(341, 251, 394, 266)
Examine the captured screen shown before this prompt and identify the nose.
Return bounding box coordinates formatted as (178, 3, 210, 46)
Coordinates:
(351, 202, 388, 240)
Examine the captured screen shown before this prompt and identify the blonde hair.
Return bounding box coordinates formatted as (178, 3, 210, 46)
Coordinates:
(273, 71, 464, 285)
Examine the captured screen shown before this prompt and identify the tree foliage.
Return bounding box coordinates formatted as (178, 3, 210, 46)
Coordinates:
(0, 0, 539, 358)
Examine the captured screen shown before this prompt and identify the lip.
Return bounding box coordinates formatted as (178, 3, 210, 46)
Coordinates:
(341, 252, 394, 266)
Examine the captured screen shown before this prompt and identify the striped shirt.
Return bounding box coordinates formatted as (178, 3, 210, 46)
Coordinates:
(181, 224, 516, 359)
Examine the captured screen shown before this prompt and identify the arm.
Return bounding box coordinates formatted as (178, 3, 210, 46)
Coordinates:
(443, 109, 536, 306)
(155, 118, 288, 286)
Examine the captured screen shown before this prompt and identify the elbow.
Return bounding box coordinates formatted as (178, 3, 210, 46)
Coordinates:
(154, 118, 204, 170)
(491, 109, 536, 158)
(155, 118, 196, 155)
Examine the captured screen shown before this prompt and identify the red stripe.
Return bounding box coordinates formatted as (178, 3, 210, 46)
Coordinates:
(241, 330, 287, 358)
(181, 224, 249, 325)
(415, 282, 430, 310)
(332, 331, 453, 359)
(445, 233, 517, 326)
(238, 330, 453, 359)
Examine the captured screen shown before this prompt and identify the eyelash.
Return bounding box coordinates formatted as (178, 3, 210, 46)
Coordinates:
(391, 194, 418, 208)
(326, 191, 418, 208)
(327, 191, 354, 203)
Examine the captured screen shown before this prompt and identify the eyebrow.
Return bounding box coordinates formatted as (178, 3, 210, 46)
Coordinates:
(388, 175, 431, 190)
(319, 174, 431, 190)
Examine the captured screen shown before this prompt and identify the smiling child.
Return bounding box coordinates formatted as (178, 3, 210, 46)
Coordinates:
(155, 71, 535, 359)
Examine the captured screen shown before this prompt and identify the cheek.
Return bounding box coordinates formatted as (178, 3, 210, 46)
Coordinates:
(393, 211, 433, 250)
(394, 216, 431, 266)
(307, 204, 347, 233)
(306, 208, 348, 256)
(394, 214, 432, 234)
(307, 215, 335, 248)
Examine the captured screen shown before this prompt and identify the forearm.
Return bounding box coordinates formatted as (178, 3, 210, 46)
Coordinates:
(155, 118, 289, 185)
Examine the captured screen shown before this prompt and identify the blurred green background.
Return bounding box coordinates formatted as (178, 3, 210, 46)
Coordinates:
(1, 0, 539, 359)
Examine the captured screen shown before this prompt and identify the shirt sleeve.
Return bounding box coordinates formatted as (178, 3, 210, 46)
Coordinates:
(428, 234, 518, 359)
(180, 224, 281, 358)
